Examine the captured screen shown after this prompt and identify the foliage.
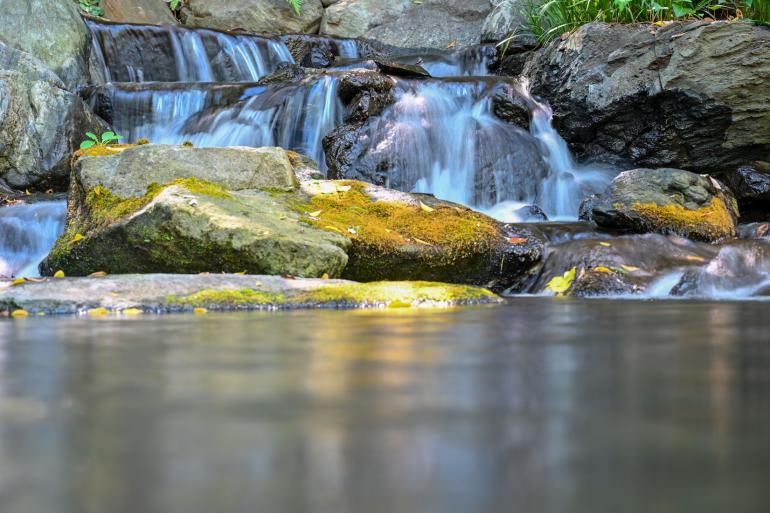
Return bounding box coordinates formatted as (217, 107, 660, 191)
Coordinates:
(524, 0, 770, 43)
(546, 267, 576, 295)
(79, 131, 123, 150)
(286, 0, 302, 15)
(78, 0, 104, 17)
(169, 0, 181, 11)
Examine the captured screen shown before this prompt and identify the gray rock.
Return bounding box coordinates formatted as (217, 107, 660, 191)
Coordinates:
(100, 0, 178, 24)
(182, 0, 324, 34)
(580, 168, 739, 242)
(0, 0, 91, 90)
(321, 0, 493, 50)
(0, 274, 501, 315)
(525, 21, 770, 173)
(481, 0, 532, 43)
(722, 162, 770, 215)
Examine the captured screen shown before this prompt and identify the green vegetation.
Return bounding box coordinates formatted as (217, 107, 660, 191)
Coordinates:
(286, 0, 302, 15)
(78, 0, 103, 16)
(79, 131, 123, 150)
(524, 0, 770, 43)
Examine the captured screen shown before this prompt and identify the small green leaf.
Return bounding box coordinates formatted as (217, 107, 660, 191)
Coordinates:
(80, 140, 96, 149)
(86, 132, 99, 142)
(101, 131, 116, 143)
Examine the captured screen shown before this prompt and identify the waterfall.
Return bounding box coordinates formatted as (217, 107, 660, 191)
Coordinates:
(88, 21, 294, 82)
(0, 201, 67, 278)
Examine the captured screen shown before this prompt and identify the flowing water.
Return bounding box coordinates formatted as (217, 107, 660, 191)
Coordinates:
(0, 201, 66, 279)
(1, 301, 769, 513)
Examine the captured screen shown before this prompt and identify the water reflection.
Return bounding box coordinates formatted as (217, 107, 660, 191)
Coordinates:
(1, 299, 769, 513)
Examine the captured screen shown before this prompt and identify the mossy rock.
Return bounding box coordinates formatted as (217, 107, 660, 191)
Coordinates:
(580, 168, 739, 242)
(0, 274, 501, 315)
(292, 180, 545, 291)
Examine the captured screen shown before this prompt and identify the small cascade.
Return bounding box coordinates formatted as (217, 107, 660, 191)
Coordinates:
(89, 21, 294, 82)
(86, 77, 344, 170)
(0, 201, 67, 278)
(391, 45, 496, 77)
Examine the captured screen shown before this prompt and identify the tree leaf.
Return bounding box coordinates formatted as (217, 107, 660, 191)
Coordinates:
(54, 270, 65, 278)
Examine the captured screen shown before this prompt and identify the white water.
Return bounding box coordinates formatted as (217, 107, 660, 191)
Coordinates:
(0, 201, 66, 278)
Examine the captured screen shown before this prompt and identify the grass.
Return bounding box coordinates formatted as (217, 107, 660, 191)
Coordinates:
(521, 0, 770, 43)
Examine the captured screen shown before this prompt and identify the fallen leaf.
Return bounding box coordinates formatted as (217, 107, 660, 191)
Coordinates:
(122, 308, 143, 316)
(321, 273, 329, 280)
(594, 266, 613, 274)
(11, 278, 26, 286)
(235, 271, 246, 275)
(546, 267, 576, 295)
(388, 299, 412, 308)
(419, 201, 435, 213)
(685, 255, 706, 262)
(308, 210, 322, 217)
(71, 233, 85, 244)
(53, 270, 65, 278)
(25, 278, 45, 283)
(193, 307, 208, 315)
(446, 39, 457, 49)
(88, 271, 107, 277)
(87, 307, 109, 317)
(11, 309, 29, 318)
(24, 189, 30, 196)
(413, 238, 432, 245)
(620, 264, 640, 272)
(507, 237, 529, 245)
(325, 225, 342, 233)
(599, 242, 611, 247)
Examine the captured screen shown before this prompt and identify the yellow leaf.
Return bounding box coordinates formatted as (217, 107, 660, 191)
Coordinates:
(599, 242, 611, 247)
(446, 39, 457, 49)
(336, 185, 351, 192)
(88, 271, 107, 277)
(71, 233, 85, 243)
(24, 189, 30, 195)
(507, 237, 529, 245)
(325, 225, 342, 233)
(11, 278, 26, 286)
(235, 271, 246, 275)
(419, 201, 435, 213)
(413, 237, 431, 245)
(308, 210, 322, 217)
(546, 267, 576, 295)
(122, 308, 143, 316)
(53, 270, 65, 278)
(87, 307, 109, 317)
(620, 265, 640, 272)
(388, 299, 412, 308)
(11, 309, 29, 318)
(321, 273, 329, 280)
(193, 307, 208, 315)
(685, 255, 706, 262)
(594, 266, 613, 274)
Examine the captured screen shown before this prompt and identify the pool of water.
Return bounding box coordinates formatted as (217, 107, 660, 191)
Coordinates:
(1, 298, 769, 513)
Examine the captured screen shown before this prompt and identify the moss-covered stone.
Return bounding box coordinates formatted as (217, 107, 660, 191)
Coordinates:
(628, 197, 736, 242)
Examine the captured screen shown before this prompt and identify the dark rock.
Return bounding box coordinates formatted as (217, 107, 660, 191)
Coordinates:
(580, 168, 739, 242)
(721, 162, 770, 220)
(525, 21, 770, 174)
(372, 58, 431, 78)
(338, 70, 394, 102)
(736, 222, 770, 240)
(491, 83, 531, 129)
(513, 205, 548, 221)
(256, 63, 307, 85)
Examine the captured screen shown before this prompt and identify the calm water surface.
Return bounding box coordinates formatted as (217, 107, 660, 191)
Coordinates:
(1, 298, 769, 513)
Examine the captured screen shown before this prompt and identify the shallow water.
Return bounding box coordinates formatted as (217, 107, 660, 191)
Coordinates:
(1, 298, 769, 513)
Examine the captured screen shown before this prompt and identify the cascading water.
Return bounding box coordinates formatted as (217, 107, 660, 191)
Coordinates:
(0, 201, 67, 278)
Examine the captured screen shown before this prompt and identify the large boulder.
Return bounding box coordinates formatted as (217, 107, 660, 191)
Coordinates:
(524, 21, 770, 173)
(182, 0, 325, 34)
(0, 274, 500, 314)
(721, 162, 770, 219)
(297, 180, 545, 291)
(320, 0, 493, 50)
(580, 168, 739, 242)
(100, 0, 177, 24)
(42, 145, 351, 277)
(0, 0, 91, 90)
(0, 43, 109, 190)
(481, 0, 532, 43)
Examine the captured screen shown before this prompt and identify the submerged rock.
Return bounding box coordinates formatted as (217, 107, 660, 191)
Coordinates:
(525, 21, 770, 173)
(0, 0, 92, 90)
(0, 43, 110, 190)
(580, 168, 738, 242)
(0, 274, 501, 315)
(182, 0, 325, 35)
(320, 0, 492, 50)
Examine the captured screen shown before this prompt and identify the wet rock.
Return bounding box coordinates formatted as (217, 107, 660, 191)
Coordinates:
(182, 0, 324, 34)
(721, 162, 770, 219)
(0, 274, 501, 315)
(100, 0, 177, 24)
(320, 0, 492, 50)
(513, 205, 547, 222)
(0, 0, 91, 90)
(737, 222, 770, 240)
(0, 43, 110, 190)
(580, 168, 739, 242)
(528, 233, 718, 296)
(525, 22, 770, 173)
(491, 84, 531, 129)
(42, 145, 350, 277)
(298, 181, 546, 292)
(337, 70, 395, 123)
(372, 59, 431, 78)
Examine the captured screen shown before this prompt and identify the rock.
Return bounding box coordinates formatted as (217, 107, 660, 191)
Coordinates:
(721, 162, 770, 219)
(580, 168, 739, 242)
(513, 205, 547, 221)
(525, 21, 770, 173)
(297, 180, 545, 291)
(182, 0, 324, 35)
(491, 83, 531, 129)
(337, 69, 395, 122)
(372, 59, 431, 78)
(100, 0, 177, 24)
(530, 233, 718, 297)
(0, 43, 110, 190)
(737, 222, 770, 240)
(0, 0, 91, 90)
(42, 145, 350, 277)
(321, 0, 493, 50)
(481, 0, 533, 43)
(0, 274, 501, 314)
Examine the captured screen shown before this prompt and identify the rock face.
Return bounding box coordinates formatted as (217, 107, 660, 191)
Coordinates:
(525, 21, 770, 173)
(321, 0, 493, 49)
(0, 43, 109, 190)
(0, 274, 501, 314)
(0, 0, 91, 90)
(182, 0, 325, 34)
(42, 145, 350, 277)
(481, 0, 531, 42)
(580, 168, 739, 242)
(721, 162, 770, 218)
(101, 0, 177, 24)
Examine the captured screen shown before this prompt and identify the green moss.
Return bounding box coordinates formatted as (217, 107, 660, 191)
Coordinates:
(291, 281, 497, 306)
(166, 288, 286, 308)
(629, 197, 736, 241)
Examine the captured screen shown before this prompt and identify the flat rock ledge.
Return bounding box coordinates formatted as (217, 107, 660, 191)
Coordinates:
(0, 274, 501, 316)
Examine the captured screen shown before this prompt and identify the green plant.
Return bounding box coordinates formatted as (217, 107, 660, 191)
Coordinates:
(546, 267, 576, 295)
(169, 0, 181, 10)
(523, 0, 770, 43)
(79, 131, 124, 150)
(286, 0, 302, 15)
(78, 0, 104, 16)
